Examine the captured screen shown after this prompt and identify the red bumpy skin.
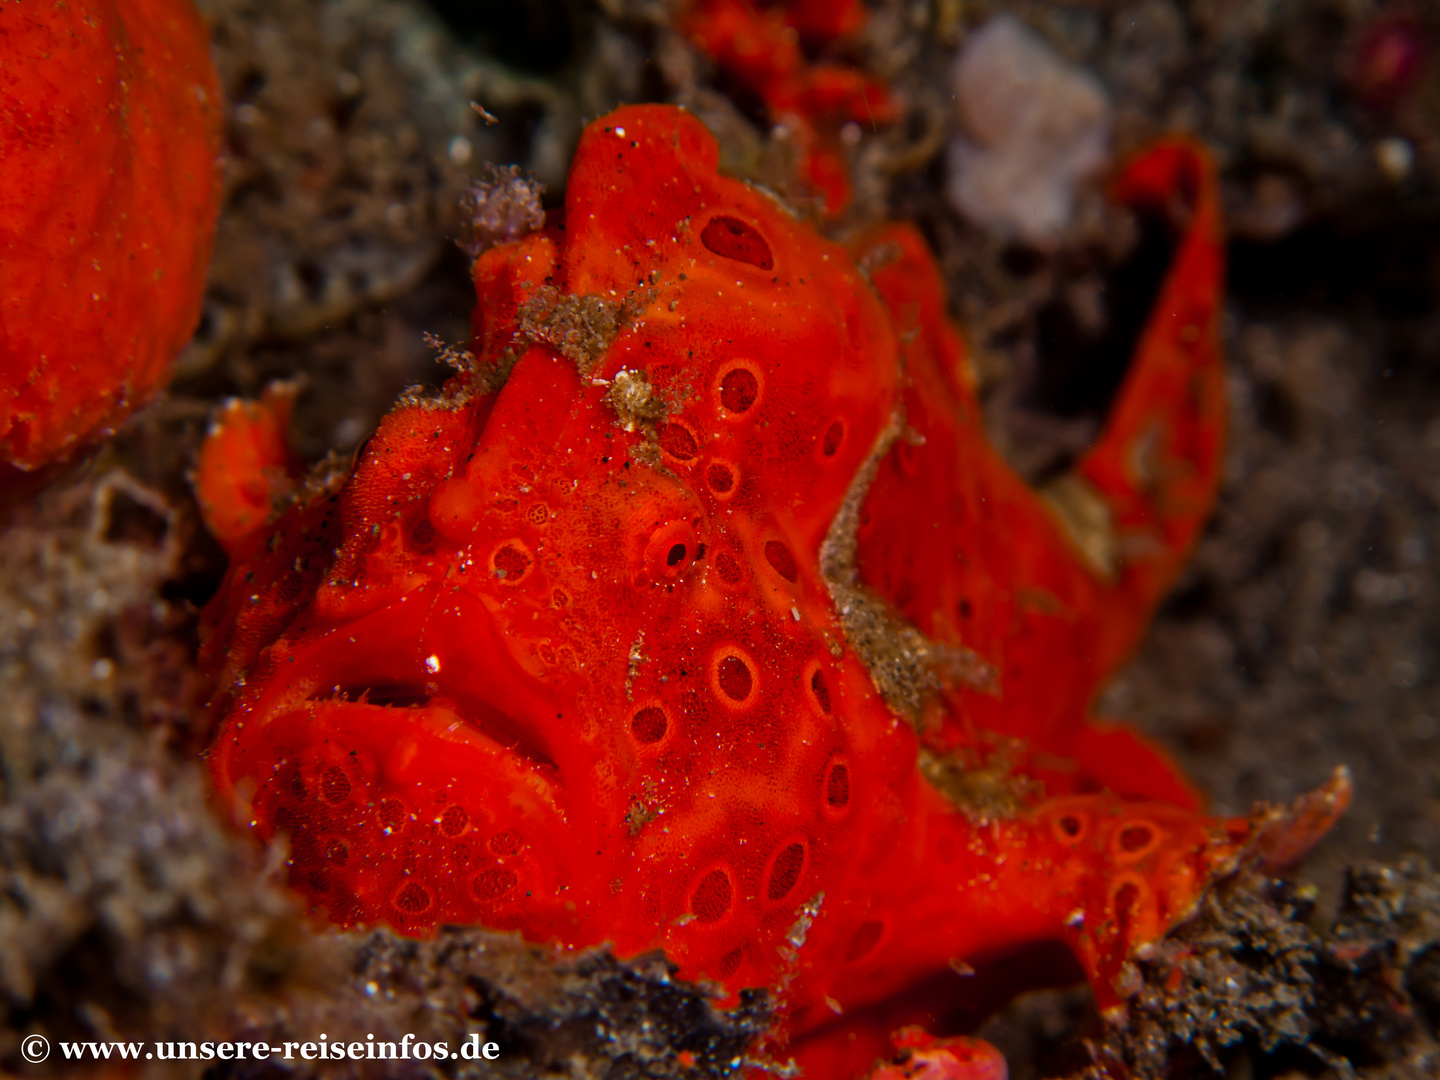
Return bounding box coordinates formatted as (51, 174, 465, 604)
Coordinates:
(855, 142, 1228, 813)
(200, 106, 1342, 1078)
(0, 0, 223, 476)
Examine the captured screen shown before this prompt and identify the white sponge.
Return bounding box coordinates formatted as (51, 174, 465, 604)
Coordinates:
(947, 16, 1112, 245)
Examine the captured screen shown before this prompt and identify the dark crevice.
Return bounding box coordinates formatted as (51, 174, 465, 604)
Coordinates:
(1027, 209, 1177, 422)
(422, 0, 579, 75)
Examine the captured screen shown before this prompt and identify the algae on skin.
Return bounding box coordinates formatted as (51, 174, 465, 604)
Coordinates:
(517, 285, 629, 376)
(818, 411, 938, 723)
(817, 412, 1019, 821)
(818, 411, 995, 727)
(1039, 470, 1119, 582)
(606, 369, 668, 433)
(917, 744, 1038, 825)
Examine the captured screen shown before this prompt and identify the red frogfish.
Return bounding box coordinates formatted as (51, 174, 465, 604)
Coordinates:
(196, 104, 1347, 1079)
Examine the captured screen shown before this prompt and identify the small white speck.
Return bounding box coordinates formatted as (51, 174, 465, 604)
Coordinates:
(448, 134, 472, 164)
(364, 981, 379, 996)
(615, 126, 626, 137)
(1065, 908, 1085, 928)
(426, 655, 441, 674)
(92, 658, 114, 680)
(791, 607, 800, 621)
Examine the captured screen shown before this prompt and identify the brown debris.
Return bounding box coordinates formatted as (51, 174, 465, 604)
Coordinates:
(917, 744, 1037, 824)
(516, 285, 631, 376)
(421, 330, 477, 377)
(818, 412, 994, 726)
(606, 368, 668, 434)
(819, 411, 940, 723)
